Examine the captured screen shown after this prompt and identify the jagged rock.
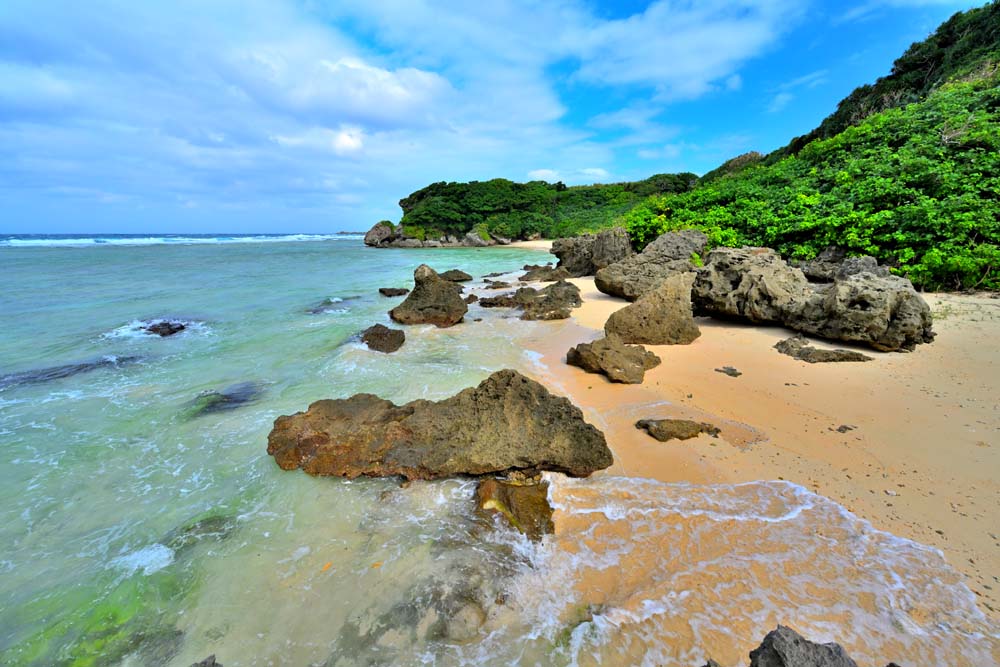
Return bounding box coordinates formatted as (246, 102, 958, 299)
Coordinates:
(566, 334, 661, 384)
(186, 382, 263, 417)
(774, 335, 873, 363)
(693, 247, 810, 324)
(463, 231, 492, 247)
(267, 369, 613, 480)
(363, 221, 395, 247)
(476, 477, 554, 540)
(379, 287, 410, 297)
(464, 294, 479, 304)
(798, 249, 890, 283)
(604, 273, 701, 345)
(145, 320, 186, 337)
(836, 256, 890, 280)
(521, 264, 571, 282)
(389, 264, 468, 328)
(518, 281, 582, 320)
(479, 293, 518, 308)
(635, 418, 720, 441)
(440, 269, 473, 282)
(748, 625, 859, 667)
(788, 272, 934, 352)
(551, 227, 634, 277)
(594, 229, 706, 301)
(361, 324, 405, 353)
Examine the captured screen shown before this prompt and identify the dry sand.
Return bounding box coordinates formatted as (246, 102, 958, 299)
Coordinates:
(507, 239, 556, 251)
(516, 276, 1000, 621)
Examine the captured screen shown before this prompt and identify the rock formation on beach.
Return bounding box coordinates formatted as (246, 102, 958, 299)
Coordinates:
(566, 334, 661, 384)
(267, 369, 612, 480)
(520, 264, 571, 282)
(552, 227, 633, 277)
(361, 324, 405, 353)
(479, 280, 583, 320)
(389, 264, 468, 327)
(774, 335, 873, 363)
(594, 229, 706, 301)
(362, 220, 511, 248)
(604, 272, 701, 345)
(635, 418, 720, 441)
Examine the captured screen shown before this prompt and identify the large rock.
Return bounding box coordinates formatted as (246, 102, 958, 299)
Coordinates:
(361, 324, 405, 353)
(389, 264, 468, 328)
(462, 231, 492, 247)
(604, 273, 701, 345)
(591, 227, 634, 270)
(748, 625, 859, 667)
(266, 369, 613, 480)
(363, 221, 395, 247)
(566, 334, 660, 384)
(693, 247, 810, 324)
(594, 229, 706, 301)
(439, 269, 473, 282)
(551, 227, 633, 277)
(475, 477, 554, 541)
(788, 272, 934, 352)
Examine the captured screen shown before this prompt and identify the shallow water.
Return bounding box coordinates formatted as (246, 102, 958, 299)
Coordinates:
(0, 238, 996, 667)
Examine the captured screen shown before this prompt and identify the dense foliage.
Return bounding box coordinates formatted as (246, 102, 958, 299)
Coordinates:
(397, 173, 697, 240)
(623, 74, 1000, 290)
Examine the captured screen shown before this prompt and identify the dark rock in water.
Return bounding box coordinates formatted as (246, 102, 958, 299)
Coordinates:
(635, 418, 720, 441)
(379, 287, 410, 297)
(694, 247, 810, 324)
(520, 264, 571, 282)
(164, 514, 238, 557)
(266, 369, 612, 480)
(604, 273, 701, 345)
(464, 294, 479, 304)
(551, 227, 633, 277)
(307, 297, 358, 314)
(482, 271, 505, 278)
(145, 320, 186, 337)
(748, 625, 859, 667)
(188, 381, 263, 416)
(715, 366, 742, 377)
(0, 355, 141, 390)
(774, 335, 873, 363)
(191, 656, 223, 667)
(389, 264, 468, 328)
(364, 221, 395, 247)
(566, 334, 661, 384)
(439, 269, 473, 282)
(595, 229, 705, 301)
(361, 324, 405, 353)
(701, 660, 722, 667)
(476, 477, 554, 541)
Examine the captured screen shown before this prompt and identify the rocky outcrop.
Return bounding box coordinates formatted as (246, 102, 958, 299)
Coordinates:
(476, 477, 554, 540)
(519, 280, 583, 320)
(551, 227, 633, 277)
(604, 273, 701, 345)
(186, 382, 263, 417)
(266, 369, 613, 480)
(379, 287, 410, 297)
(439, 269, 473, 282)
(145, 320, 187, 337)
(594, 229, 706, 301)
(774, 335, 873, 363)
(748, 626, 859, 667)
(521, 264, 571, 282)
(566, 334, 661, 384)
(363, 221, 395, 247)
(479, 293, 518, 309)
(462, 230, 491, 247)
(361, 324, 405, 353)
(389, 265, 468, 328)
(635, 418, 720, 441)
(693, 247, 810, 324)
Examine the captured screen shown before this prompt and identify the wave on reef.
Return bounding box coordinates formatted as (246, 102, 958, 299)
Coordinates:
(0, 233, 362, 247)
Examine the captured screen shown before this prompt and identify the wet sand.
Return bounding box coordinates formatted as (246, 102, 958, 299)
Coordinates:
(517, 276, 1000, 622)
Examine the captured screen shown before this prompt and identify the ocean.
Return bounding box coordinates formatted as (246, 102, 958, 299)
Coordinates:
(0, 235, 995, 666)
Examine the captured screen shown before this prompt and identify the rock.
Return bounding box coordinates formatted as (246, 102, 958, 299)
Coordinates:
(266, 369, 613, 480)
(748, 625, 859, 667)
(389, 264, 468, 328)
(439, 269, 473, 282)
(191, 656, 222, 667)
(635, 418, 720, 441)
(594, 229, 706, 301)
(795, 246, 847, 282)
(485, 280, 511, 289)
(774, 335, 873, 363)
(186, 382, 263, 417)
(361, 324, 405, 353)
(475, 477, 554, 540)
(837, 256, 890, 280)
(604, 273, 700, 345)
(715, 366, 742, 377)
(693, 247, 810, 324)
(566, 334, 661, 384)
(379, 287, 410, 297)
(462, 231, 492, 247)
(521, 264, 571, 282)
(306, 296, 359, 314)
(787, 272, 934, 352)
(701, 661, 722, 667)
(479, 293, 518, 308)
(389, 237, 424, 248)
(363, 221, 395, 247)
(464, 294, 479, 304)
(0, 355, 141, 390)
(551, 227, 633, 277)
(145, 320, 186, 337)
(518, 280, 582, 320)
(423, 239, 443, 248)
(591, 227, 634, 270)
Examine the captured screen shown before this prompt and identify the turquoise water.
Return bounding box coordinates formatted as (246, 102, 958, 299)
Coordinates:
(1, 237, 996, 666)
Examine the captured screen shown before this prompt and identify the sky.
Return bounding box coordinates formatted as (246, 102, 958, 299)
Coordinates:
(0, 0, 985, 234)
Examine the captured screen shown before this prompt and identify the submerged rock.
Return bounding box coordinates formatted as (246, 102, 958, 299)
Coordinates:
(475, 477, 554, 541)
(389, 264, 468, 328)
(439, 269, 473, 282)
(191, 656, 223, 667)
(145, 320, 187, 337)
(552, 227, 633, 277)
(307, 297, 358, 314)
(361, 324, 405, 353)
(187, 382, 263, 417)
(267, 369, 612, 480)
(774, 335, 873, 363)
(635, 418, 720, 441)
(520, 264, 571, 282)
(595, 229, 706, 301)
(604, 273, 701, 345)
(379, 287, 410, 297)
(164, 514, 238, 558)
(566, 334, 661, 384)
(0, 355, 141, 391)
(748, 625, 859, 667)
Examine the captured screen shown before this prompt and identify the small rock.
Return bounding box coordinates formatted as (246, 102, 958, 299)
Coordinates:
(475, 477, 554, 541)
(748, 625, 859, 667)
(635, 418, 720, 442)
(361, 324, 405, 353)
(774, 335, 873, 363)
(464, 294, 479, 304)
(191, 656, 222, 667)
(715, 366, 742, 377)
(566, 335, 661, 384)
(439, 269, 473, 282)
(145, 321, 186, 337)
(379, 287, 410, 297)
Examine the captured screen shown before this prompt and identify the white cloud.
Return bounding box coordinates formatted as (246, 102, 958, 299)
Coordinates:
(332, 126, 364, 154)
(768, 92, 794, 113)
(580, 167, 610, 181)
(527, 168, 560, 181)
(838, 0, 971, 23)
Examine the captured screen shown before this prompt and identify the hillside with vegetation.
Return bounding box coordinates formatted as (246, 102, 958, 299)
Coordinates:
(386, 2, 1000, 291)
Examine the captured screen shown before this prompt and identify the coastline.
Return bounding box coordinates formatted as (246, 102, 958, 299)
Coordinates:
(512, 275, 1000, 622)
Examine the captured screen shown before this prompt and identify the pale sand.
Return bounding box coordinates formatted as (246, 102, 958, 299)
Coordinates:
(520, 277, 1000, 621)
(507, 239, 555, 251)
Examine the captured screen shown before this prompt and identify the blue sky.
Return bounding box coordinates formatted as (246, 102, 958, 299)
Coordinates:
(0, 0, 983, 233)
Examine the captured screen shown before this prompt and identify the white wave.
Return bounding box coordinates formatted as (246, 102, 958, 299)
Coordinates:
(101, 318, 209, 340)
(0, 234, 363, 248)
(109, 543, 174, 576)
